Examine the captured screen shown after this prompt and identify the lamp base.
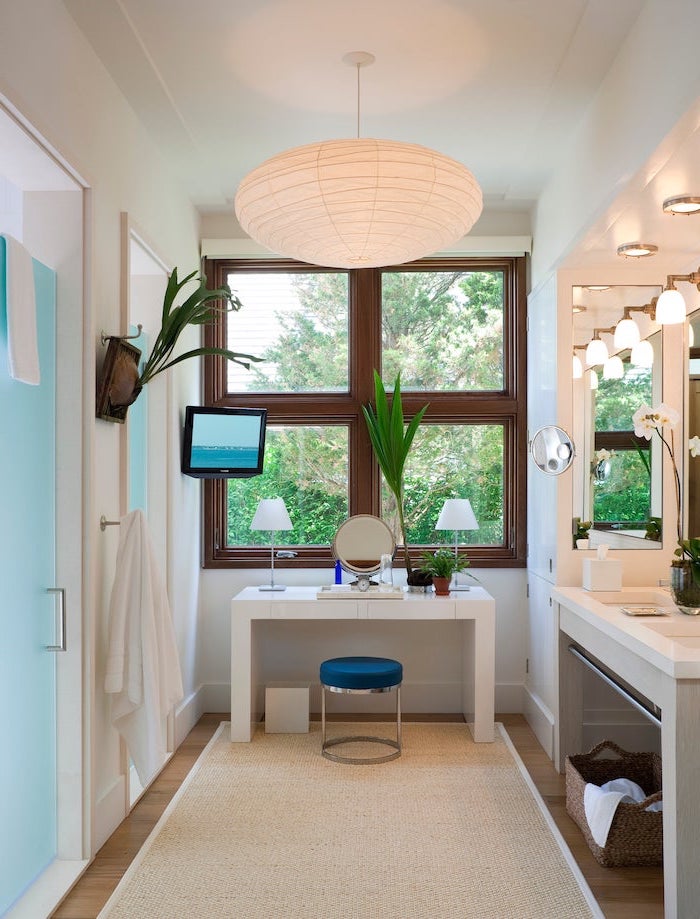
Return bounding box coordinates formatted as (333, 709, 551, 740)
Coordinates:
(258, 584, 287, 592)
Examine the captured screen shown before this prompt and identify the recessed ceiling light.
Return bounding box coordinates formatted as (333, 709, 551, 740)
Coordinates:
(662, 195, 700, 215)
(617, 242, 658, 258)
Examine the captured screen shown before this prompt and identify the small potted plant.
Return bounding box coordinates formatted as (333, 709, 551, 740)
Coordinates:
(573, 518, 592, 549)
(419, 548, 470, 596)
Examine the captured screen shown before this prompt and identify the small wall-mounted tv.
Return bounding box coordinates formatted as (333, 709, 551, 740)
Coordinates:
(181, 406, 267, 479)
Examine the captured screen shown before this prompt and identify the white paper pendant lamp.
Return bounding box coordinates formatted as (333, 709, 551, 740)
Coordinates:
(235, 138, 483, 269)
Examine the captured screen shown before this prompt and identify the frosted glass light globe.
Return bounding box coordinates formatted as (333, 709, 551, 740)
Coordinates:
(631, 339, 654, 367)
(585, 337, 609, 366)
(603, 355, 624, 379)
(614, 318, 640, 349)
(655, 288, 686, 324)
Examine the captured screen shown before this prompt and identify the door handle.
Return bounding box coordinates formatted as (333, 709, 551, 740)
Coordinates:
(46, 587, 66, 651)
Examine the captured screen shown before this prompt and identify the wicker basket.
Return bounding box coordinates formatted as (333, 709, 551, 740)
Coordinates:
(565, 740, 663, 867)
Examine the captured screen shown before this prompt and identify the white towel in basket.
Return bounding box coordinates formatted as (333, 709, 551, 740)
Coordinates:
(584, 778, 661, 846)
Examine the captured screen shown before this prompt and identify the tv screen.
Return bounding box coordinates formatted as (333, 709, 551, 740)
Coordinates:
(182, 406, 267, 479)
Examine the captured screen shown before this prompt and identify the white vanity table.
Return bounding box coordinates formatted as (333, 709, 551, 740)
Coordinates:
(230, 585, 495, 744)
(554, 586, 700, 919)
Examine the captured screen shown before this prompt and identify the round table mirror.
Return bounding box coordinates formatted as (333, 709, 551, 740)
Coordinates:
(530, 425, 575, 476)
(332, 515, 396, 575)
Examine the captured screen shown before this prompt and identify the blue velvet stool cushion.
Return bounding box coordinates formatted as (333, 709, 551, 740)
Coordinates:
(320, 656, 403, 691)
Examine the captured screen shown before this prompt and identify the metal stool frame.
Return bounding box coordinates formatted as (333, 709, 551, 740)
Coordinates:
(321, 680, 402, 764)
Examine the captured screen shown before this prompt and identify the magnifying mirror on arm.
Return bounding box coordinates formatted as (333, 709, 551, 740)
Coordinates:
(530, 426, 575, 476)
(332, 515, 396, 591)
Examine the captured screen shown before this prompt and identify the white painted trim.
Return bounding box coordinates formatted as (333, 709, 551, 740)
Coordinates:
(199, 680, 525, 716)
(200, 236, 532, 259)
(174, 685, 207, 747)
(5, 858, 89, 919)
(93, 775, 127, 853)
(523, 687, 555, 759)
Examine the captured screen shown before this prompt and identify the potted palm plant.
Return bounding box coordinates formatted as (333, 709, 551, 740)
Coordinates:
(97, 268, 260, 422)
(419, 548, 470, 595)
(362, 370, 429, 586)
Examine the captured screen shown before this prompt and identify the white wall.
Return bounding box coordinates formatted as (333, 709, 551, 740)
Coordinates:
(531, 0, 700, 287)
(0, 0, 202, 853)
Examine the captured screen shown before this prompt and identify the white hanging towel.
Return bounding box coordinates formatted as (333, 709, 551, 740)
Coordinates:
(104, 509, 184, 785)
(2, 233, 40, 384)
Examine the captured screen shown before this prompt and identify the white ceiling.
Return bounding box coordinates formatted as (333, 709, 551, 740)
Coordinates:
(60, 0, 700, 274)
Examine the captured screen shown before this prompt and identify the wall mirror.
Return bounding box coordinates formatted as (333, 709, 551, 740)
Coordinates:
(332, 515, 395, 583)
(687, 311, 700, 538)
(572, 285, 663, 549)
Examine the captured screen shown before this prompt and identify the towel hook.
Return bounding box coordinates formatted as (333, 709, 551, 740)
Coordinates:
(100, 324, 143, 347)
(100, 515, 120, 531)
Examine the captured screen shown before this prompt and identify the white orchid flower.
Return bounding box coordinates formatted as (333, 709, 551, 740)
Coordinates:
(632, 403, 656, 440)
(690, 436, 700, 457)
(655, 402, 680, 428)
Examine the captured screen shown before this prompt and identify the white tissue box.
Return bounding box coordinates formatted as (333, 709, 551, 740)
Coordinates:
(582, 558, 622, 591)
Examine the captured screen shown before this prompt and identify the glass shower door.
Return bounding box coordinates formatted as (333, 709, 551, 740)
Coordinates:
(0, 241, 58, 913)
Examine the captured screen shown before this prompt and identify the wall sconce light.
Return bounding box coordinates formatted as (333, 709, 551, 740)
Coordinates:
(572, 352, 583, 379)
(656, 266, 700, 323)
(585, 327, 614, 366)
(590, 370, 599, 390)
(631, 339, 654, 367)
(614, 315, 641, 349)
(617, 242, 658, 258)
(603, 355, 624, 379)
(662, 195, 700, 215)
(582, 285, 611, 291)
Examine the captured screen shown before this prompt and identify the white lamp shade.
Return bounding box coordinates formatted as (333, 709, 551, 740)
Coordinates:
(585, 337, 609, 366)
(630, 339, 654, 367)
(590, 370, 599, 390)
(435, 498, 478, 531)
(234, 138, 483, 269)
(613, 318, 640, 349)
(603, 355, 624, 379)
(572, 354, 583, 379)
(250, 498, 293, 532)
(655, 288, 686, 324)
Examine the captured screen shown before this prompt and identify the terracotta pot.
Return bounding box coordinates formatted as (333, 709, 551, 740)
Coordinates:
(432, 576, 451, 596)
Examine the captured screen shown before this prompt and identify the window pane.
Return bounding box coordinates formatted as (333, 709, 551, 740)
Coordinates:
(595, 360, 652, 430)
(381, 270, 504, 391)
(380, 424, 504, 546)
(225, 271, 349, 393)
(227, 425, 349, 546)
(593, 449, 651, 526)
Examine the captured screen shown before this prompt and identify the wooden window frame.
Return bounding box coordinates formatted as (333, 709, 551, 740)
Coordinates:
(202, 256, 527, 569)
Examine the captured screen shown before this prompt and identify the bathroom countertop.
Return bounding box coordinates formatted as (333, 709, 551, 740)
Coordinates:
(552, 585, 700, 679)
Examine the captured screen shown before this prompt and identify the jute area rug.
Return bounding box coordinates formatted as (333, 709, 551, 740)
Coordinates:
(99, 722, 601, 919)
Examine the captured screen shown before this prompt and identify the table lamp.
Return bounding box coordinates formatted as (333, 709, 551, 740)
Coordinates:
(435, 498, 479, 591)
(251, 498, 293, 591)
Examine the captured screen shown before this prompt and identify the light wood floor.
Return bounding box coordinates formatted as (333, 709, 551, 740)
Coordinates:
(53, 713, 664, 919)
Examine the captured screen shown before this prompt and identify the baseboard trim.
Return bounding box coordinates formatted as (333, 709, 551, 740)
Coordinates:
(197, 680, 526, 716)
(93, 774, 127, 853)
(523, 687, 555, 759)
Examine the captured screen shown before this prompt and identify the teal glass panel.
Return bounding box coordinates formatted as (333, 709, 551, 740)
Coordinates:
(0, 237, 57, 911)
(128, 326, 148, 513)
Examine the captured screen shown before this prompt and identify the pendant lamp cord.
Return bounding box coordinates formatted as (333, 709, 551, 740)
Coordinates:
(356, 63, 361, 138)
